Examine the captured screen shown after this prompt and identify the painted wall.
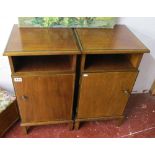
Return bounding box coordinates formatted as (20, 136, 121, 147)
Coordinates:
(0, 17, 18, 93)
(118, 17, 155, 93)
(0, 17, 155, 93)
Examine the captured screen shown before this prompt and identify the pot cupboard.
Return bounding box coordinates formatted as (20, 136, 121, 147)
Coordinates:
(4, 24, 149, 132)
(74, 26, 149, 129)
(4, 25, 80, 133)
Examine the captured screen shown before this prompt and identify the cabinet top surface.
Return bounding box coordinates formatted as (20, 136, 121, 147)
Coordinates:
(4, 25, 80, 56)
(75, 25, 149, 54)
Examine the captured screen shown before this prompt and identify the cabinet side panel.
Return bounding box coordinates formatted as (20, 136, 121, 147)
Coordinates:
(126, 54, 143, 68)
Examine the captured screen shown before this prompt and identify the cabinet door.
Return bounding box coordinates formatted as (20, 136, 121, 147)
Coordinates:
(13, 74, 75, 123)
(77, 72, 137, 119)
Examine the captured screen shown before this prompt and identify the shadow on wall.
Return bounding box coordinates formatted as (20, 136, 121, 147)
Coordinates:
(0, 56, 14, 94)
(133, 53, 155, 93)
(117, 17, 155, 93)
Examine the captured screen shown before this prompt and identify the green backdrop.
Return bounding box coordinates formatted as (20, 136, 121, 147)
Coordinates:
(18, 17, 117, 28)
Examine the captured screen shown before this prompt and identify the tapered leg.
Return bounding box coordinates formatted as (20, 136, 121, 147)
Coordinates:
(117, 117, 125, 126)
(69, 122, 74, 130)
(22, 126, 28, 134)
(74, 121, 80, 130)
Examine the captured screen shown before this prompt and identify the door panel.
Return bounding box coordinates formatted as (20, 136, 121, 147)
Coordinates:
(77, 72, 138, 119)
(13, 74, 75, 123)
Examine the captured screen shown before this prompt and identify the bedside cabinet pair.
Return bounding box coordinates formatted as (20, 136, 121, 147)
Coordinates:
(4, 25, 149, 133)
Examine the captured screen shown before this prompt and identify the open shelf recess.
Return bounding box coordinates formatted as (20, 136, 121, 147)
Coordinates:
(84, 54, 140, 72)
(11, 55, 76, 73)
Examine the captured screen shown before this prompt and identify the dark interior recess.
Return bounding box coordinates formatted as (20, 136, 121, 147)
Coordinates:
(84, 54, 136, 71)
(12, 55, 75, 72)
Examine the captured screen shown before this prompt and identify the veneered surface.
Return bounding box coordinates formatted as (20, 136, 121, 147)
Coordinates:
(4, 25, 80, 56)
(76, 25, 149, 54)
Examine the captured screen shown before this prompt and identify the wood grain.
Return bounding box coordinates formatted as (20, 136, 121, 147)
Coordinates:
(4, 25, 80, 56)
(75, 25, 150, 54)
(150, 80, 155, 95)
(4, 25, 149, 130)
(21, 120, 73, 127)
(77, 72, 138, 119)
(13, 74, 75, 124)
(126, 54, 143, 68)
(11, 55, 76, 73)
(0, 100, 19, 137)
(84, 54, 138, 72)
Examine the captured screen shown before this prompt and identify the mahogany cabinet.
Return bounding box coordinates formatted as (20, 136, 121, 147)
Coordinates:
(4, 25, 80, 132)
(4, 24, 149, 132)
(74, 26, 149, 129)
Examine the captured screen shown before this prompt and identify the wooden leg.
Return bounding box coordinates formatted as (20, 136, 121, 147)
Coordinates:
(74, 121, 80, 130)
(69, 122, 74, 130)
(22, 126, 28, 134)
(117, 117, 125, 126)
